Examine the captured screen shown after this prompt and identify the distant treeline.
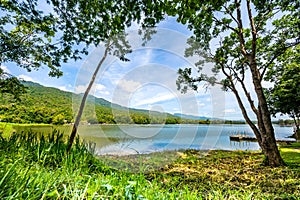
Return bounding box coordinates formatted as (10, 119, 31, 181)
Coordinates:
(272, 119, 295, 126)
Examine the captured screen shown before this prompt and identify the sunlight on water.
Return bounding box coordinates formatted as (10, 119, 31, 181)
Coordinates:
(75, 124, 294, 155)
(13, 124, 294, 155)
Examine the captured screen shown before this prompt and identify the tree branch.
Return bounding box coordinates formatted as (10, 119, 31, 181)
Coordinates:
(238, 56, 248, 82)
(222, 5, 239, 25)
(246, 0, 257, 59)
(260, 40, 300, 81)
(219, 61, 261, 142)
(212, 16, 238, 33)
(235, 0, 249, 57)
(0, 33, 32, 55)
(232, 85, 262, 143)
(230, 64, 258, 115)
(256, 7, 280, 32)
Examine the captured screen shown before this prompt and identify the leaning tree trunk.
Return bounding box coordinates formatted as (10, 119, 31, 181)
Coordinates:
(250, 62, 285, 167)
(231, 81, 284, 167)
(231, 0, 285, 167)
(67, 44, 110, 152)
(292, 114, 300, 140)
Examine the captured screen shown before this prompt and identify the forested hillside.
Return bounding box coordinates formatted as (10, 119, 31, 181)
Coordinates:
(0, 81, 193, 124)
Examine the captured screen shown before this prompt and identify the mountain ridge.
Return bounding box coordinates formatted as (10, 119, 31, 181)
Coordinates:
(0, 81, 247, 124)
(0, 81, 203, 124)
(173, 113, 210, 120)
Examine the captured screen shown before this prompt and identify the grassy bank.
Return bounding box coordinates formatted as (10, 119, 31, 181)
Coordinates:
(0, 122, 54, 137)
(0, 131, 299, 199)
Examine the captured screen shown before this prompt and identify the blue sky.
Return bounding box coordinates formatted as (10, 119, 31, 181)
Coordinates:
(1, 13, 286, 120)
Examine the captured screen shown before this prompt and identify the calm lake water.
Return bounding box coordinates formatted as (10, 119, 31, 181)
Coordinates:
(54, 124, 294, 155)
(16, 124, 294, 155)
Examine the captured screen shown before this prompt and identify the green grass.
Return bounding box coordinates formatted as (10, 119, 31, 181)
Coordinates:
(279, 143, 300, 168)
(0, 122, 14, 137)
(1, 130, 299, 199)
(0, 122, 54, 137)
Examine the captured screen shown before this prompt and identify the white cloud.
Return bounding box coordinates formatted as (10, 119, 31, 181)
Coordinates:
(75, 83, 109, 97)
(95, 83, 110, 96)
(75, 85, 87, 93)
(0, 65, 10, 74)
(172, 108, 181, 112)
(133, 92, 176, 107)
(94, 83, 106, 91)
(117, 79, 141, 93)
(98, 90, 110, 95)
(18, 74, 34, 82)
(134, 49, 153, 66)
(224, 109, 236, 113)
(197, 102, 205, 107)
(58, 84, 73, 92)
(58, 86, 68, 91)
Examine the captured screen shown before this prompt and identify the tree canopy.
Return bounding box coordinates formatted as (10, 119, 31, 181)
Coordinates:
(0, 68, 26, 100)
(0, 0, 83, 77)
(161, 0, 300, 166)
(266, 46, 300, 138)
(0, 0, 164, 96)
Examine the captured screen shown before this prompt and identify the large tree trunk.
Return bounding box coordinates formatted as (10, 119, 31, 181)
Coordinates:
(250, 62, 285, 167)
(259, 127, 285, 166)
(231, 82, 284, 167)
(231, 0, 285, 167)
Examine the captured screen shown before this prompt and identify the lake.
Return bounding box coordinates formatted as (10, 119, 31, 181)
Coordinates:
(15, 124, 294, 155)
(53, 124, 294, 155)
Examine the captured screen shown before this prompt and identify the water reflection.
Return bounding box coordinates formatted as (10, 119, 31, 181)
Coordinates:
(13, 124, 293, 155)
(230, 140, 259, 149)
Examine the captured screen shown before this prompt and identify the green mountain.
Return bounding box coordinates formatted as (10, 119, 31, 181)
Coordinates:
(0, 81, 187, 125)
